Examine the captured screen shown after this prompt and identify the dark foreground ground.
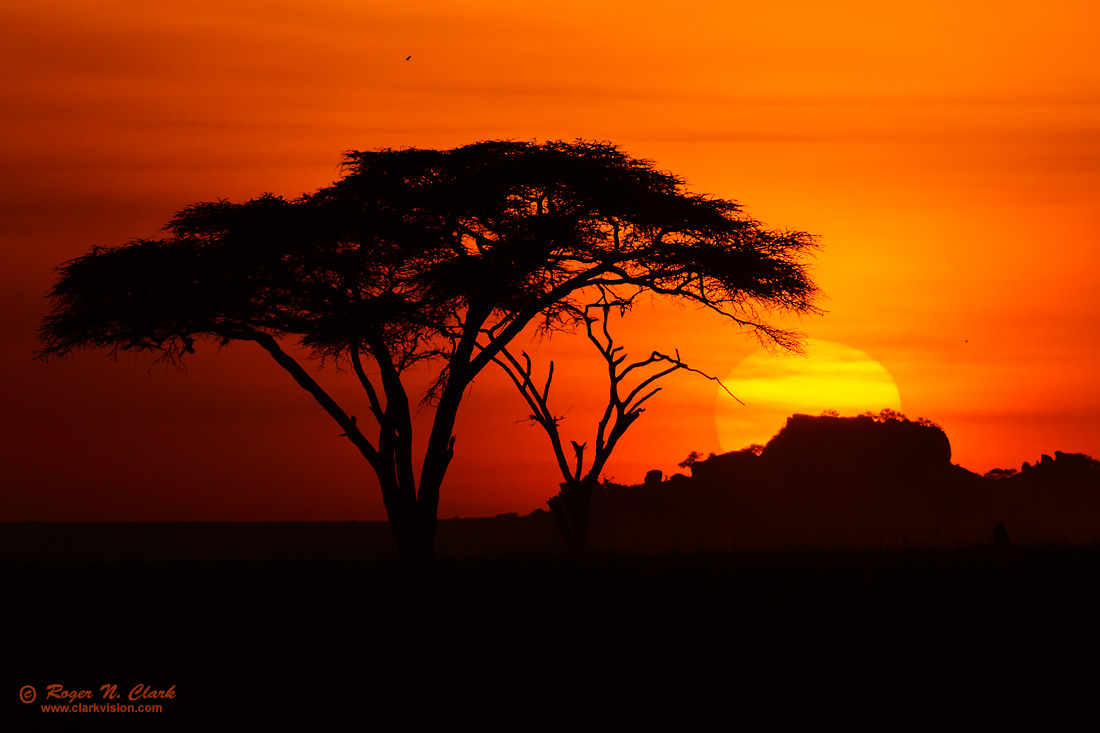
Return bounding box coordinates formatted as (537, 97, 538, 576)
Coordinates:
(7, 535, 1100, 724)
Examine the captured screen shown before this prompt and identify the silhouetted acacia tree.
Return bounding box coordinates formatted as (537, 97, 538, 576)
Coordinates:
(493, 300, 742, 554)
(38, 139, 820, 560)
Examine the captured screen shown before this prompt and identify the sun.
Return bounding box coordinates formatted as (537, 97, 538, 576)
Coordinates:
(715, 339, 903, 453)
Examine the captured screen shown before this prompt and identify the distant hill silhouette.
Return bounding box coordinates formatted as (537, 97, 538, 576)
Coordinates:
(584, 413, 1100, 550)
(5, 413, 1099, 561)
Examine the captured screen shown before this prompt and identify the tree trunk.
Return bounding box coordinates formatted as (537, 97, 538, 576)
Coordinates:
(377, 474, 437, 562)
(386, 505, 436, 562)
(547, 475, 597, 555)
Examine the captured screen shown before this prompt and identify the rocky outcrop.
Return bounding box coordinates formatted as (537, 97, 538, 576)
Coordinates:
(760, 413, 952, 470)
(587, 414, 1100, 551)
(596, 414, 980, 549)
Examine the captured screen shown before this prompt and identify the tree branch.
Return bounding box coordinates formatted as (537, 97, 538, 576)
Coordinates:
(351, 346, 386, 424)
(233, 327, 382, 469)
(488, 344, 573, 482)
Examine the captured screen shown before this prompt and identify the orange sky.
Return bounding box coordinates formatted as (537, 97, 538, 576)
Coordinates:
(4, 0, 1100, 521)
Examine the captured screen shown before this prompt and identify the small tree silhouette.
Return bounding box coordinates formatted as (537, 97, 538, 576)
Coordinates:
(678, 451, 705, 470)
(492, 300, 743, 553)
(38, 139, 820, 560)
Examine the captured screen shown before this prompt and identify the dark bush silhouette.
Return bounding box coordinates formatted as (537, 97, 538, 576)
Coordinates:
(38, 139, 820, 560)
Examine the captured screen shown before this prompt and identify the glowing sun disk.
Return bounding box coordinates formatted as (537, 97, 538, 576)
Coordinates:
(715, 339, 903, 452)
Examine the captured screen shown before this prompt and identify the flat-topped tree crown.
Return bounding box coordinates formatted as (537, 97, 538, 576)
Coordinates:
(311, 139, 819, 352)
(39, 139, 821, 559)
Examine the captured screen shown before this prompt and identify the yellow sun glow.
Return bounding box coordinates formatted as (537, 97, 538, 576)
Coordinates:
(715, 339, 903, 453)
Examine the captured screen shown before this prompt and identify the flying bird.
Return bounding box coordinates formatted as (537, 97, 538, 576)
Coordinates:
(406, 55, 412, 61)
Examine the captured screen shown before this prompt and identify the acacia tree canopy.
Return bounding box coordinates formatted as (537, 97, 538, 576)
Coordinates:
(39, 139, 821, 559)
